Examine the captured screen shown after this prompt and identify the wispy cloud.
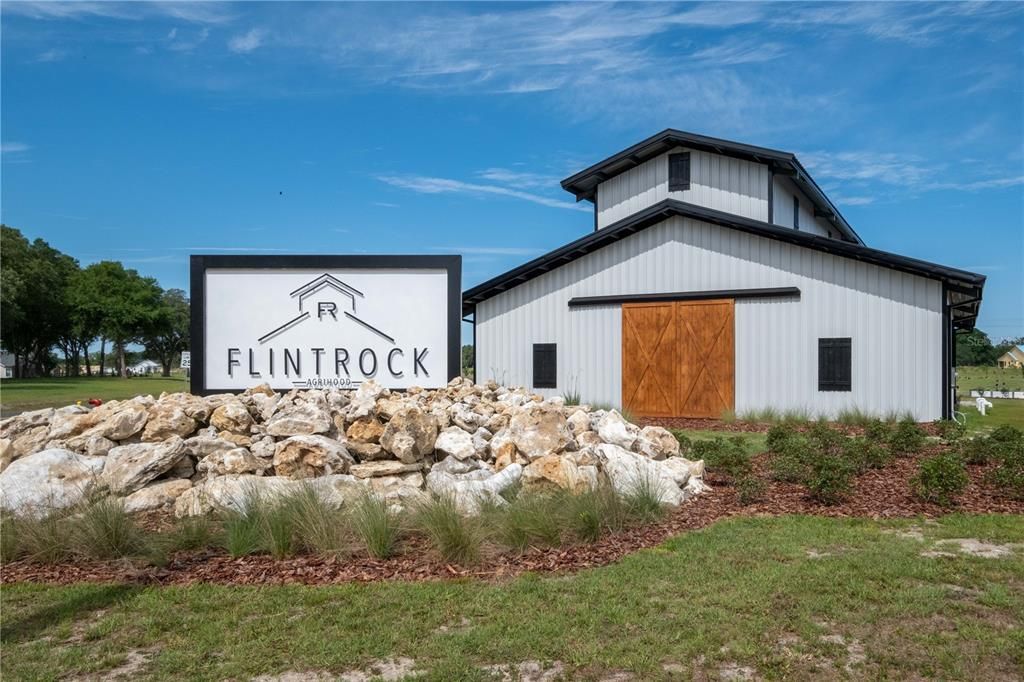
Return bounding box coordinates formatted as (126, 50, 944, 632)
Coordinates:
(690, 39, 787, 65)
(1, 142, 31, 154)
(377, 175, 589, 212)
(427, 246, 544, 256)
(34, 48, 68, 63)
(168, 27, 210, 53)
(477, 168, 561, 190)
(372, 201, 399, 208)
(802, 151, 935, 187)
(169, 246, 291, 252)
(3, 1, 235, 24)
(228, 28, 266, 54)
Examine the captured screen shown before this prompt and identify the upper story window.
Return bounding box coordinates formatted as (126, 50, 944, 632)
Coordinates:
(668, 152, 691, 192)
(793, 196, 800, 230)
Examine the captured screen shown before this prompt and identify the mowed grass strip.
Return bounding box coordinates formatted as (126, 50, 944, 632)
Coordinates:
(0, 376, 188, 414)
(3, 514, 1022, 681)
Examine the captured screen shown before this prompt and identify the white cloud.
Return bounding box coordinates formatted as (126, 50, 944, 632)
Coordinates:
(34, 48, 68, 63)
(477, 168, 560, 190)
(1, 142, 31, 154)
(3, 1, 234, 24)
(377, 175, 589, 212)
(690, 39, 787, 65)
(228, 28, 266, 54)
(168, 27, 210, 52)
(801, 151, 935, 187)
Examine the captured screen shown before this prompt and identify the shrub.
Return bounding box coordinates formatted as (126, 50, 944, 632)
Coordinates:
(766, 423, 797, 453)
(912, 452, 969, 507)
(670, 430, 693, 456)
(888, 419, 926, 456)
(989, 424, 1024, 446)
(290, 486, 350, 557)
(495, 491, 566, 551)
(844, 437, 891, 472)
(808, 421, 846, 455)
(769, 436, 813, 483)
(736, 475, 767, 505)
(72, 498, 147, 560)
(693, 437, 751, 480)
(986, 431, 1024, 500)
(806, 455, 855, 505)
(863, 419, 891, 444)
(350, 493, 401, 559)
(933, 419, 966, 443)
(414, 495, 482, 565)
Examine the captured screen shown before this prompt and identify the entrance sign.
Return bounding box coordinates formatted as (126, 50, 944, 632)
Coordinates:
(190, 255, 461, 394)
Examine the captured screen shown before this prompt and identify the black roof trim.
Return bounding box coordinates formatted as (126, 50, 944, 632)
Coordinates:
(559, 128, 863, 245)
(462, 199, 985, 326)
(567, 287, 800, 308)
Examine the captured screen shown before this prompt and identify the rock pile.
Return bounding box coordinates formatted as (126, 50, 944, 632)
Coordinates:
(0, 378, 707, 518)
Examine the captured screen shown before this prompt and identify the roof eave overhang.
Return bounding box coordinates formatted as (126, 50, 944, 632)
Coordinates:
(462, 199, 984, 318)
(560, 129, 863, 245)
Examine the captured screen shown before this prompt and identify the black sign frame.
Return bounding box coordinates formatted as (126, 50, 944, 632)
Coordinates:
(189, 254, 462, 395)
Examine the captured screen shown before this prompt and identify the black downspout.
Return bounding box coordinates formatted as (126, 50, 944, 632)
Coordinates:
(472, 312, 477, 383)
(767, 168, 774, 224)
(594, 202, 598, 232)
(941, 283, 951, 420)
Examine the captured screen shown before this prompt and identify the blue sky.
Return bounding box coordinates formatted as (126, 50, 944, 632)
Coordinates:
(2, 1, 1022, 342)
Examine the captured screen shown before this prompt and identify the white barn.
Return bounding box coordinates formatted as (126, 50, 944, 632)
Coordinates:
(464, 130, 985, 421)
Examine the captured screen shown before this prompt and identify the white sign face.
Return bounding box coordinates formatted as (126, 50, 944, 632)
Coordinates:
(202, 267, 452, 391)
(180, 351, 191, 369)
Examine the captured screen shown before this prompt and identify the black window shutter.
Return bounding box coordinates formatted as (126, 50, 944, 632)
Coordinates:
(533, 343, 557, 389)
(793, 196, 800, 230)
(668, 152, 690, 192)
(818, 338, 852, 392)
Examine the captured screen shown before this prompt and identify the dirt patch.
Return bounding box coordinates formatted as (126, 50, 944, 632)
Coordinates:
(69, 649, 155, 681)
(923, 538, 1020, 559)
(718, 662, 760, 680)
(252, 659, 421, 682)
(435, 616, 472, 634)
(480, 660, 566, 682)
(820, 633, 865, 674)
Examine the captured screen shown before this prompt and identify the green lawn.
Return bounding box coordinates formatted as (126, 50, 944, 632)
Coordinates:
(0, 376, 189, 416)
(959, 398, 1024, 435)
(3, 514, 1022, 681)
(958, 366, 1024, 394)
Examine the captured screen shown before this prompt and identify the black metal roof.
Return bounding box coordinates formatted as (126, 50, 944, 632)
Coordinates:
(462, 199, 984, 328)
(560, 128, 863, 245)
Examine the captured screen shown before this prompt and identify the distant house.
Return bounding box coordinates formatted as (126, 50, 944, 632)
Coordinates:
(0, 353, 14, 379)
(997, 346, 1024, 369)
(128, 359, 162, 376)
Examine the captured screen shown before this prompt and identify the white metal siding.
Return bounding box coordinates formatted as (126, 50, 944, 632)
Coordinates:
(772, 175, 832, 237)
(596, 147, 769, 228)
(475, 216, 944, 420)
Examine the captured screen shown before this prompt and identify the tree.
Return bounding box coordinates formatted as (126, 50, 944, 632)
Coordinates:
(143, 289, 190, 376)
(955, 329, 998, 366)
(461, 344, 474, 379)
(70, 261, 163, 378)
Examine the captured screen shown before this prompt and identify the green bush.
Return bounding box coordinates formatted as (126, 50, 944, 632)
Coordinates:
(350, 493, 400, 559)
(808, 421, 847, 455)
(989, 424, 1024, 445)
(806, 455, 855, 505)
(693, 437, 751, 480)
(844, 437, 891, 472)
(414, 495, 482, 565)
(985, 428, 1024, 500)
(863, 419, 891, 444)
(736, 475, 767, 505)
(766, 423, 798, 453)
(670, 430, 693, 456)
(888, 419, 926, 456)
(769, 436, 813, 483)
(933, 419, 966, 443)
(72, 498, 148, 560)
(912, 452, 969, 507)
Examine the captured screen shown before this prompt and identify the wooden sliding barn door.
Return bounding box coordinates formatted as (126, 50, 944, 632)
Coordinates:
(622, 299, 734, 418)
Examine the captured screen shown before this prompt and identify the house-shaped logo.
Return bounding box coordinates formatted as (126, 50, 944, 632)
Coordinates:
(258, 273, 396, 345)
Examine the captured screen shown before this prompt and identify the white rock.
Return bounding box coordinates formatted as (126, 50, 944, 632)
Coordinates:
(142, 404, 198, 442)
(434, 426, 477, 461)
(634, 425, 681, 460)
(425, 462, 523, 514)
(380, 408, 438, 464)
(209, 399, 253, 434)
(273, 435, 353, 478)
(103, 436, 187, 495)
(566, 409, 592, 437)
(264, 402, 332, 437)
(122, 479, 192, 513)
(594, 443, 685, 506)
(597, 410, 640, 450)
(88, 401, 150, 441)
(197, 447, 270, 476)
(0, 448, 106, 516)
(506, 408, 573, 461)
(174, 474, 362, 517)
(350, 461, 424, 479)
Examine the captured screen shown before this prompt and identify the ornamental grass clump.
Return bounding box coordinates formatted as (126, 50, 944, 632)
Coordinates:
(493, 491, 566, 551)
(288, 486, 351, 557)
(622, 473, 669, 523)
(3, 511, 74, 564)
(72, 498, 148, 560)
(565, 484, 628, 542)
(349, 492, 401, 559)
(221, 490, 268, 558)
(912, 452, 969, 507)
(414, 494, 483, 565)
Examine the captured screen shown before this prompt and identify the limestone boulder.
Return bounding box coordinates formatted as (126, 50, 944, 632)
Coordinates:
(493, 442, 528, 472)
(0, 438, 12, 473)
(158, 392, 215, 423)
(346, 417, 384, 443)
(506, 408, 572, 460)
(197, 447, 271, 477)
(634, 426, 681, 460)
(347, 441, 388, 461)
(122, 479, 192, 513)
(273, 435, 353, 478)
(521, 454, 596, 494)
(87, 401, 150, 441)
(183, 435, 239, 459)
(659, 456, 705, 487)
(0, 407, 55, 440)
(350, 461, 424, 479)
(434, 426, 476, 461)
(11, 425, 50, 460)
(209, 399, 253, 434)
(566, 409, 592, 437)
(174, 474, 362, 517)
(425, 462, 523, 514)
(380, 408, 438, 464)
(264, 402, 332, 437)
(594, 443, 685, 506)
(44, 404, 96, 440)
(142, 404, 198, 442)
(471, 428, 492, 458)
(103, 436, 187, 495)
(345, 380, 386, 421)
(0, 449, 106, 516)
(597, 410, 640, 450)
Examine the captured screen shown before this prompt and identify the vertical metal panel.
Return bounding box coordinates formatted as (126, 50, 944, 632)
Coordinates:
(476, 216, 944, 419)
(596, 148, 769, 228)
(771, 175, 832, 237)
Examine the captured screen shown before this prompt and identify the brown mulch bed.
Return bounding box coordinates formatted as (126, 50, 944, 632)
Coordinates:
(639, 417, 944, 437)
(2, 449, 1021, 587)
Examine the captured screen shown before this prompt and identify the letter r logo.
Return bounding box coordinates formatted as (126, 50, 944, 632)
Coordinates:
(318, 301, 338, 321)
